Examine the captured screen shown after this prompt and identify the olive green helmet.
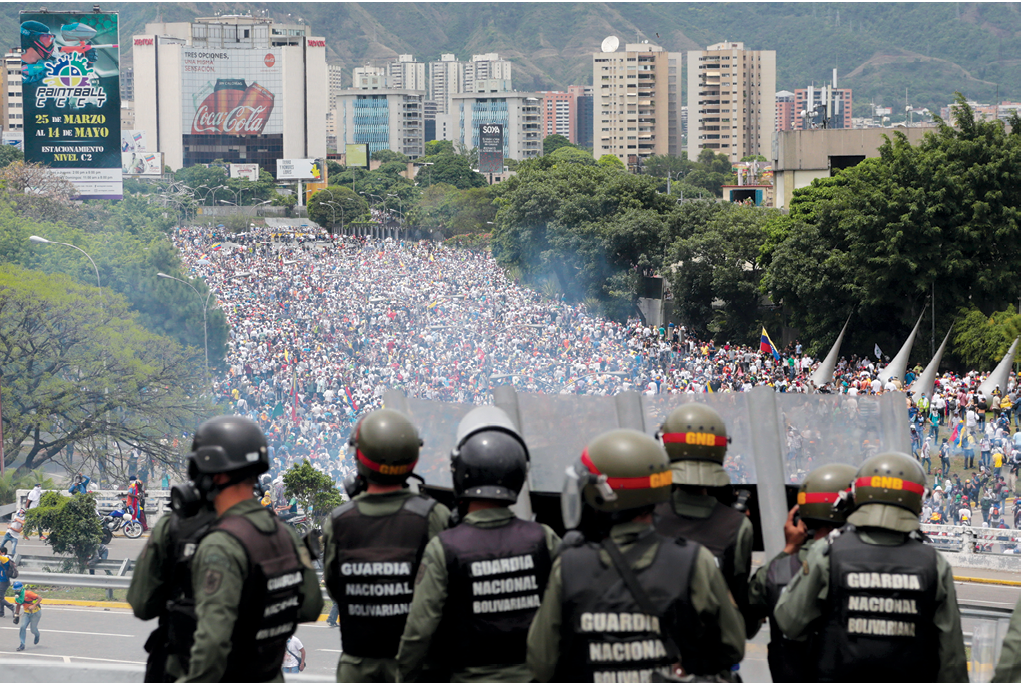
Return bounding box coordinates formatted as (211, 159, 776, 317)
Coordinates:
(350, 409, 422, 485)
(562, 429, 672, 529)
(848, 452, 927, 533)
(657, 403, 730, 487)
(797, 463, 857, 526)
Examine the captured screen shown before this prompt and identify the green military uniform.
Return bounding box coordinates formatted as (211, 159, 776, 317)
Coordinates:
(323, 489, 450, 683)
(773, 527, 967, 682)
(993, 595, 1021, 682)
(396, 507, 560, 683)
(668, 489, 754, 597)
(526, 520, 745, 682)
(181, 499, 322, 682)
(746, 539, 815, 637)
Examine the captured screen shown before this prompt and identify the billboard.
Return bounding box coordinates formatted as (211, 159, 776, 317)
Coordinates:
(182, 48, 281, 136)
(229, 163, 259, 181)
(276, 159, 322, 181)
(122, 151, 162, 176)
(3, 132, 24, 151)
(21, 11, 122, 199)
(345, 143, 368, 169)
(121, 129, 145, 152)
(478, 123, 504, 174)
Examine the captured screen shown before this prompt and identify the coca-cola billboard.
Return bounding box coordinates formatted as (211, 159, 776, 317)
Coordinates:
(181, 48, 281, 136)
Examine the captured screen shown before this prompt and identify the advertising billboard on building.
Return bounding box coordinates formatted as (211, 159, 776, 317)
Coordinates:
(122, 151, 162, 176)
(21, 11, 122, 199)
(276, 158, 323, 180)
(121, 129, 145, 152)
(229, 163, 259, 181)
(345, 143, 368, 169)
(181, 48, 282, 136)
(478, 123, 504, 174)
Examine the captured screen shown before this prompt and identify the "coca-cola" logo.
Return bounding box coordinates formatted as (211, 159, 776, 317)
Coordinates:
(193, 104, 269, 135)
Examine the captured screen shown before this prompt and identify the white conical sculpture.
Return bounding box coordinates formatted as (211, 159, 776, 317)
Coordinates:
(909, 326, 952, 403)
(978, 337, 1019, 399)
(878, 310, 925, 385)
(811, 314, 851, 389)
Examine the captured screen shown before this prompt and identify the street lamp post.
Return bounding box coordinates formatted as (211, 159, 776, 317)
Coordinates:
(157, 272, 212, 380)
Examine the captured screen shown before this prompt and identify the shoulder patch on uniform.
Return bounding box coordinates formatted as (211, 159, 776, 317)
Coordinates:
(414, 559, 428, 586)
(203, 568, 224, 595)
(802, 560, 810, 576)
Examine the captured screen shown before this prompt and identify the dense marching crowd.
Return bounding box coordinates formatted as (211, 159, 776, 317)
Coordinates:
(172, 226, 1021, 534)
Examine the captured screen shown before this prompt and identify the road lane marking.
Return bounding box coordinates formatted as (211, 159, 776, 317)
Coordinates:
(0, 627, 134, 637)
(0, 650, 146, 664)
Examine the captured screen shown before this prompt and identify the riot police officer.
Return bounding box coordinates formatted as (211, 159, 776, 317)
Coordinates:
(526, 429, 745, 682)
(397, 406, 559, 682)
(322, 408, 450, 683)
(747, 462, 856, 682)
(127, 415, 323, 682)
(774, 452, 968, 682)
(653, 403, 754, 624)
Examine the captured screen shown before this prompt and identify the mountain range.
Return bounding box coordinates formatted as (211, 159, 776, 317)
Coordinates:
(3, 3, 1020, 116)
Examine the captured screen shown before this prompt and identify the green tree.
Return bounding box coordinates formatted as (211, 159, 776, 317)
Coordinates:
(25, 492, 103, 573)
(597, 154, 626, 170)
(425, 140, 455, 157)
(308, 186, 368, 232)
(763, 98, 1021, 359)
(371, 149, 410, 164)
(283, 459, 343, 528)
(0, 468, 57, 506)
(0, 266, 216, 473)
(952, 307, 1021, 371)
(548, 146, 595, 166)
(0, 145, 24, 169)
(420, 155, 488, 190)
(543, 134, 574, 156)
(173, 165, 229, 202)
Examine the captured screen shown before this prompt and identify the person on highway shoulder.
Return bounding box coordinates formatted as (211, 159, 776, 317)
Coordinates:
(321, 408, 450, 683)
(747, 463, 856, 682)
(128, 415, 322, 682)
(397, 406, 559, 682)
(774, 452, 968, 682)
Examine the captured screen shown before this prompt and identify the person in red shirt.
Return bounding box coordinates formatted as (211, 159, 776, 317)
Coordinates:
(12, 581, 42, 651)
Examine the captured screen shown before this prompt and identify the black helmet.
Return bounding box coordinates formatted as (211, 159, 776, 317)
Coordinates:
(451, 406, 528, 503)
(187, 415, 269, 481)
(351, 409, 422, 485)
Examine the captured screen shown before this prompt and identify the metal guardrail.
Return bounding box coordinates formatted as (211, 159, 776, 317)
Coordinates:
(921, 523, 1021, 556)
(14, 571, 132, 589)
(14, 553, 133, 574)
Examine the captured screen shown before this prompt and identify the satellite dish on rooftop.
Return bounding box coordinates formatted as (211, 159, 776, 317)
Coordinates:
(601, 35, 620, 53)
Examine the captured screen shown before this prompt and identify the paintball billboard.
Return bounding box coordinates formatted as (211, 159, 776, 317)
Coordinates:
(182, 48, 281, 136)
(21, 11, 122, 199)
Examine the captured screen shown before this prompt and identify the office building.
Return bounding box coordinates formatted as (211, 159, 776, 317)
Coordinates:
(2, 48, 23, 133)
(335, 89, 425, 159)
(794, 86, 852, 130)
(439, 92, 542, 163)
(568, 85, 593, 148)
(687, 41, 776, 162)
(133, 15, 327, 171)
(594, 42, 683, 167)
(388, 55, 426, 91)
(776, 90, 795, 131)
(428, 53, 513, 117)
(352, 65, 387, 90)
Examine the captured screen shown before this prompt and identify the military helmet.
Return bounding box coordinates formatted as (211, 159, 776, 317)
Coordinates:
(657, 403, 730, 487)
(848, 451, 927, 533)
(350, 409, 422, 485)
(451, 406, 528, 503)
(797, 463, 858, 525)
(562, 429, 672, 529)
(187, 415, 269, 481)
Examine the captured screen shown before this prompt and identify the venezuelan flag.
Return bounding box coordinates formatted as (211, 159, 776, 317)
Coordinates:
(211, 242, 222, 251)
(760, 327, 781, 361)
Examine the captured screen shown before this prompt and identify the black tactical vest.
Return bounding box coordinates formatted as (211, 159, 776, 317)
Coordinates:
(764, 553, 814, 683)
(437, 516, 552, 668)
(327, 495, 435, 659)
(216, 514, 305, 682)
(654, 498, 744, 598)
(816, 529, 939, 682)
(162, 509, 218, 676)
(558, 533, 699, 683)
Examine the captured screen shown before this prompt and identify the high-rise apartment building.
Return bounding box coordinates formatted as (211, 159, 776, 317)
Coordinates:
(387, 54, 426, 91)
(428, 54, 462, 116)
(593, 42, 682, 167)
(775, 90, 795, 131)
(464, 53, 512, 93)
(336, 89, 425, 158)
(793, 86, 852, 130)
(328, 63, 343, 101)
(2, 48, 23, 133)
(687, 41, 775, 162)
(428, 53, 512, 118)
(538, 91, 572, 139)
(568, 85, 593, 148)
(120, 66, 135, 102)
(352, 65, 387, 90)
(438, 92, 542, 163)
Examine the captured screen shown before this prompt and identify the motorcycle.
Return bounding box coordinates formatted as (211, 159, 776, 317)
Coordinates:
(98, 503, 143, 539)
(282, 512, 311, 537)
